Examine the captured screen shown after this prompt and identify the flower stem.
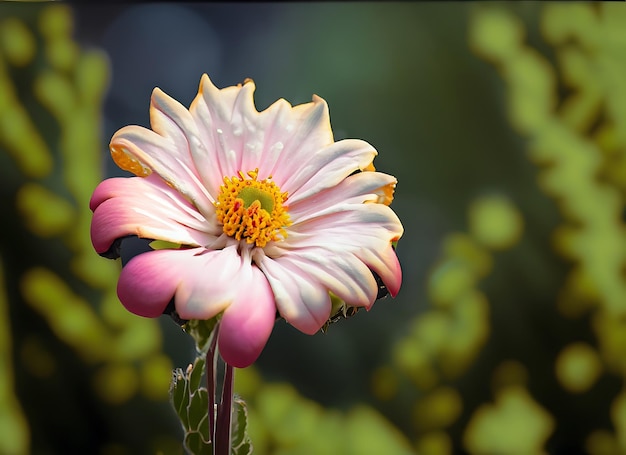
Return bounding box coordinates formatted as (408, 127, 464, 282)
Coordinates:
(215, 362, 234, 455)
(207, 322, 234, 455)
(207, 324, 219, 452)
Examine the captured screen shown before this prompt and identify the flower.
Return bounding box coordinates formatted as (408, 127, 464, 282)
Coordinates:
(90, 74, 403, 368)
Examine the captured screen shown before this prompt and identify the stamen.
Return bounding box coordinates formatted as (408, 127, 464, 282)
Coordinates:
(215, 168, 291, 247)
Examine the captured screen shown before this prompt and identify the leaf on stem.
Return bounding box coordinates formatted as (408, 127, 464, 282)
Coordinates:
(171, 356, 212, 453)
(170, 352, 253, 454)
(183, 318, 218, 354)
(231, 397, 253, 455)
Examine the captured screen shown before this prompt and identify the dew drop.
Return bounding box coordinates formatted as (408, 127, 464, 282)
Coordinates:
(270, 141, 284, 157)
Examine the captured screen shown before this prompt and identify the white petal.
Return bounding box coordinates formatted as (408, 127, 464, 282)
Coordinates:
(190, 75, 257, 192)
(190, 75, 335, 190)
(269, 248, 378, 309)
(283, 139, 377, 205)
(287, 171, 397, 222)
(268, 203, 403, 296)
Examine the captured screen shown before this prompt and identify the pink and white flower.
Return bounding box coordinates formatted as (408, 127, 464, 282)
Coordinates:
(90, 74, 403, 368)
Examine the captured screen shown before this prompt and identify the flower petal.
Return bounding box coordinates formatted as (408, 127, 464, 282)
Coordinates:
(264, 248, 378, 309)
(269, 203, 403, 297)
(218, 265, 276, 368)
(90, 174, 219, 256)
(256, 250, 331, 334)
(117, 246, 246, 320)
(189, 75, 255, 192)
(110, 87, 215, 216)
(287, 171, 398, 222)
(190, 74, 334, 188)
(284, 139, 378, 205)
(255, 95, 334, 184)
(357, 242, 402, 298)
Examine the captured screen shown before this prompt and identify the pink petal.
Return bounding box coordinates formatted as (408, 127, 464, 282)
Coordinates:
(218, 265, 276, 368)
(110, 88, 215, 216)
(117, 246, 246, 320)
(118, 245, 277, 367)
(90, 174, 218, 255)
(257, 252, 331, 334)
(116, 248, 200, 318)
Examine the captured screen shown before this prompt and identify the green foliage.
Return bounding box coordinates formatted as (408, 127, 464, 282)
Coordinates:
(171, 356, 211, 454)
(231, 399, 253, 455)
(0, 3, 180, 453)
(170, 354, 252, 455)
(463, 386, 555, 454)
(183, 318, 218, 355)
(243, 382, 413, 455)
(0, 258, 30, 455)
(462, 4, 626, 453)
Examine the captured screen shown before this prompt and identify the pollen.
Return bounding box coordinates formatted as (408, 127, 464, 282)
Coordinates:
(215, 168, 291, 247)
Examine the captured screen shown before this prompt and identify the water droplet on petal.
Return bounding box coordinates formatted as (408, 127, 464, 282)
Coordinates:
(269, 141, 284, 159)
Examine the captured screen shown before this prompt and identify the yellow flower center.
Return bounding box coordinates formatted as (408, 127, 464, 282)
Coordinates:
(215, 169, 291, 247)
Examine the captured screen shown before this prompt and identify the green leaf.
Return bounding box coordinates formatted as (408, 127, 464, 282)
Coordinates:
(149, 239, 182, 250)
(170, 356, 208, 439)
(233, 441, 252, 455)
(170, 366, 191, 428)
(189, 356, 206, 391)
(169, 351, 253, 454)
(184, 431, 212, 455)
(231, 397, 253, 455)
(183, 318, 218, 354)
(170, 355, 212, 452)
(187, 389, 209, 434)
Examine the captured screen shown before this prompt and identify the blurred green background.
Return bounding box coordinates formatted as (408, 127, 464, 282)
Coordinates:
(1, 2, 626, 454)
